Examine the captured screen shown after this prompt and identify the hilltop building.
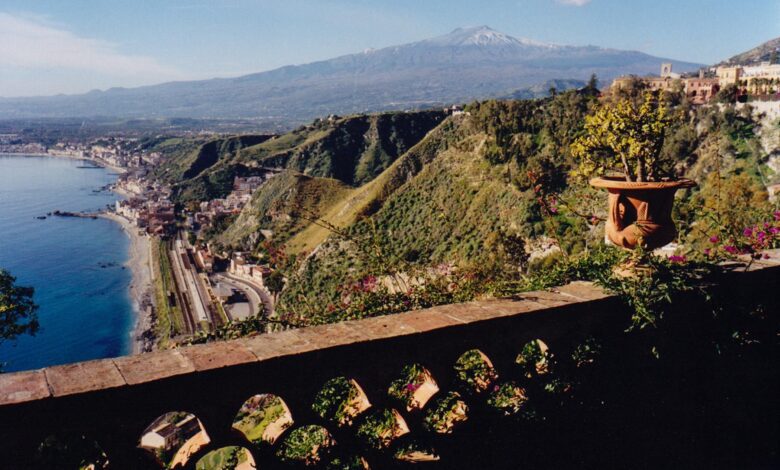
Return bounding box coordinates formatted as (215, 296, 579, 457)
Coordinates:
(612, 60, 780, 104)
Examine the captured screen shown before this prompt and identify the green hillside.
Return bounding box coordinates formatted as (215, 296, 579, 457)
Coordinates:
(154, 86, 774, 327)
(218, 171, 351, 247)
(160, 110, 446, 203)
(276, 91, 601, 311)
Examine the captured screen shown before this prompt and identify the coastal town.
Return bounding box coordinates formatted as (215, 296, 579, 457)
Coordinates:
(111, 171, 278, 351)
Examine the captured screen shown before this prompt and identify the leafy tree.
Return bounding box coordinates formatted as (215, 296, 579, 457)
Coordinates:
(265, 270, 285, 302)
(692, 172, 771, 242)
(715, 84, 739, 104)
(571, 90, 678, 182)
(0, 269, 38, 345)
(1, 269, 39, 371)
(586, 73, 599, 94)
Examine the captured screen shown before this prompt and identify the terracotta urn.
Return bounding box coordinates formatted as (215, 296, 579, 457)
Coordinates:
(590, 177, 696, 250)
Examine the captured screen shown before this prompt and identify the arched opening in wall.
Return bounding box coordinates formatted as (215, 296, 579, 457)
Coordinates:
(231, 394, 294, 449)
(33, 433, 109, 470)
(454, 349, 498, 394)
(387, 364, 439, 411)
(195, 446, 256, 470)
(275, 424, 336, 466)
(312, 376, 372, 426)
(355, 408, 409, 451)
(516, 339, 552, 378)
(138, 411, 210, 469)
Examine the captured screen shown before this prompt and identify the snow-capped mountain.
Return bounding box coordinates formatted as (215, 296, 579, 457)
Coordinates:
(423, 25, 555, 48)
(0, 26, 702, 122)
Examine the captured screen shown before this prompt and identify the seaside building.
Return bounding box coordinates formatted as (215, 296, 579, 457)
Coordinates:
(115, 197, 175, 235)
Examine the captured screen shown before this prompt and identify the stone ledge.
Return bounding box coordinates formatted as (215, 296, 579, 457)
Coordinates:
(0, 282, 614, 405)
(2, 260, 776, 406)
(0, 370, 50, 405)
(181, 340, 257, 372)
(44, 359, 126, 398)
(114, 350, 195, 385)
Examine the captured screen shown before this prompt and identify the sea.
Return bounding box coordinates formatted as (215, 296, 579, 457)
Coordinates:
(0, 155, 133, 372)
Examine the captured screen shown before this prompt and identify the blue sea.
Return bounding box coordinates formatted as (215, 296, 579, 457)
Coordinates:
(0, 155, 133, 372)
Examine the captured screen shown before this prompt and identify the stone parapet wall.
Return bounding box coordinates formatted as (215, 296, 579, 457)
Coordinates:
(0, 256, 777, 469)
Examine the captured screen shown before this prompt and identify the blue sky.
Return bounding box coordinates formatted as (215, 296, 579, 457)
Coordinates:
(0, 0, 777, 97)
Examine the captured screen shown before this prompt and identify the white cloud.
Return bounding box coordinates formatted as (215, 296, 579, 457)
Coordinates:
(0, 12, 181, 80)
(556, 0, 592, 6)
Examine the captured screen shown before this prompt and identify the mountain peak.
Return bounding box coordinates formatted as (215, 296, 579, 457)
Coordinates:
(426, 25, 553, 48)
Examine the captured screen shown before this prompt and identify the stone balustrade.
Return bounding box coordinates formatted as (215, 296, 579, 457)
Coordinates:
(0, 255, 778, 470)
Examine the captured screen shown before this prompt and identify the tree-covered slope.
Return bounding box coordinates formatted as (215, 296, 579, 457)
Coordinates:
(218, 171, 351, 248)
(273, 93, 773, 318)
(165, 110, 446, 203)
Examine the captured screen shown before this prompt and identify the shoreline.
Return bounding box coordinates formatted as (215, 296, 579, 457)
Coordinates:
(0, 151, 128, 175)
(99, 212, 156, 354)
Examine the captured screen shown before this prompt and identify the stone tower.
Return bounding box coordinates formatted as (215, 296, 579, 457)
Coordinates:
(661, 63, 673, 78)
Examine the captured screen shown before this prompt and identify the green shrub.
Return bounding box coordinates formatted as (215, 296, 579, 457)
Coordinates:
(312, 377, 360, 425)
(276, 425, 334, 465)
(454, 349, 497, 393)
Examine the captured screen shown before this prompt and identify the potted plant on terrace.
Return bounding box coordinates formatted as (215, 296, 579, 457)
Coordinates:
(572, 91, 695, 250)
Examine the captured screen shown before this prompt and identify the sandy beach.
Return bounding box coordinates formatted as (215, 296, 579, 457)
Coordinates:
(9, 152, 156, 353)
(100, 212, 156, 353)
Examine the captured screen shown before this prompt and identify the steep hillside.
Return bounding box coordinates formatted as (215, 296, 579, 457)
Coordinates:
(272, 91, 604, 309)
(719, 37, 780, 66)
(168, 110, 446, 202)
(0, 26, 701, 121)
(155, 134, 273, 184)
(272, 94, 771, 316)
(219, 172, 351, 247)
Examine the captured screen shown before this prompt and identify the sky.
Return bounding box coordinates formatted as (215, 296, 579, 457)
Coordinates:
(0, 0, 778, 97)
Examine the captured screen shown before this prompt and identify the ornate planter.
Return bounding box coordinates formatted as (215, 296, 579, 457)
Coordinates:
(590, 177, 696, 250)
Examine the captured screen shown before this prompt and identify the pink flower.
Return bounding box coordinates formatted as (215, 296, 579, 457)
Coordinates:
(774, 211, 780, 221)
(743, 227, 753, 237)
(763, 254, 771, 259)
(704, 248, 711, 256)
(724, 245, 738, 254)
(361, 275, 378, 291)
(667, 255, 686, 264)
(405, 383, 419, 392)
(709, 235, 719, 243)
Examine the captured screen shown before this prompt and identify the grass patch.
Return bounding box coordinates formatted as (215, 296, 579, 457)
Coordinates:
(152, 238, 185, 346)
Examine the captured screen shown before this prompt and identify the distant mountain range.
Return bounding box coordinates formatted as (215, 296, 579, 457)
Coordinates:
(0, 26, 702, 123)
